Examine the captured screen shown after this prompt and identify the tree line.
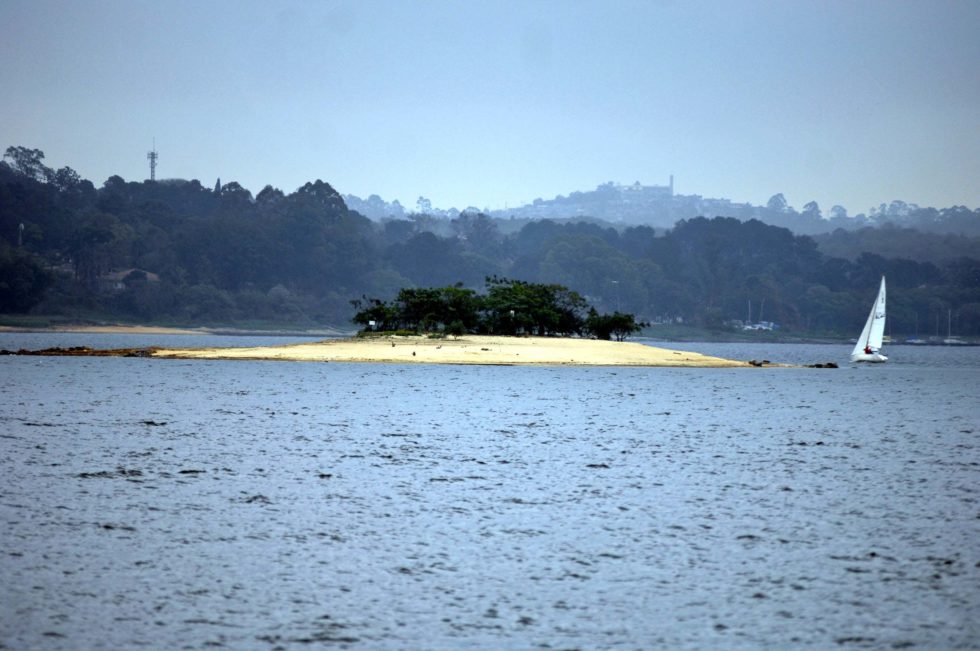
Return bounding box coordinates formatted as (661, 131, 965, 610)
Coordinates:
(2, 145, 978, 336)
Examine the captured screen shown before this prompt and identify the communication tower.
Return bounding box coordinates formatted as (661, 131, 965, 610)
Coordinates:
(147, 140, 158, 181)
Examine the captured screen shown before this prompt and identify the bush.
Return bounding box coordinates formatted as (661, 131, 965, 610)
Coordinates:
(445, 319, 466, 338)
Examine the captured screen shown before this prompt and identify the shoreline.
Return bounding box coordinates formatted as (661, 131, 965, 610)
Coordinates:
(3, 323, 974, 347)
(0, 324, 348, 337)
(150, 335, 751, 367)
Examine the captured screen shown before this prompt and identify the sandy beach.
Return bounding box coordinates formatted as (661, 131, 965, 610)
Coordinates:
(151, 335, 749, 367)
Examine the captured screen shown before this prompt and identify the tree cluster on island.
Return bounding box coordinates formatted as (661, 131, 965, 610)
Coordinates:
(2, 145, 979, 337)
(351, 277, 645, 341)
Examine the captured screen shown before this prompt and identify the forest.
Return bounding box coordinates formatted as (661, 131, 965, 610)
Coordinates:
(2, 146, 979, 337)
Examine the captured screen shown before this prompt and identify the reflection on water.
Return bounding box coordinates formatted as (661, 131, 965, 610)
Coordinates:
(1, 337, 978, 649)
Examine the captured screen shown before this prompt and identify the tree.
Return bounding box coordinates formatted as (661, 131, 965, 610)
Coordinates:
(483, 277, 587, 336)
(437, 285, 481, 331)
(256, 185, 284, 204)
(70, 212, 132, 289)
(767, 193, 789, 213)
(802, 201, 822, 220)
(386, 232, 469, 287)
(350, 297, 399, 331)
(828, 205, 848, 221)
(445, 320, 465, 339)
(396, 287, 448, 331)
(217, 181, 253, 207)
(291, 179, 348, 215)
(452, 212, 501, 254)
(51, 166, 81, 191)
(3, 146, 52, 182)
(585, 308, 643, 341)
(0, 243, 54, 312)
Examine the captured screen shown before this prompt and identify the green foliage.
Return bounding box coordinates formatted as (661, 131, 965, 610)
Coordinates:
(352, 279, 589, 337)
(814, 226, 980, 263)
(482, 276, 587, 336)
(585, 308, 644, 341)
(0, 243, 54, 312)
(350, 297, 399, 332)
(3, 146, 52, 182)
(445, 320, 465, 339)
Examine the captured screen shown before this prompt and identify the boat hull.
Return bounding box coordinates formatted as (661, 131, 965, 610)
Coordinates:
(851, 352, 888, 363)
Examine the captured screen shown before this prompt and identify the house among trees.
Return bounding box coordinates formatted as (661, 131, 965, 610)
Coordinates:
(98, 269, 160, 293)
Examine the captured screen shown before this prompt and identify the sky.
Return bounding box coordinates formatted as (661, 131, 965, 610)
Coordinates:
(2, 0, 978, 215)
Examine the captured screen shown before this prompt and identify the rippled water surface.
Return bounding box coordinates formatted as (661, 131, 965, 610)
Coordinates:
(2, 335, 978, 650)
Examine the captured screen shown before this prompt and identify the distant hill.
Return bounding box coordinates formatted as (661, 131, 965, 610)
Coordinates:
(347, 181, 980, 237)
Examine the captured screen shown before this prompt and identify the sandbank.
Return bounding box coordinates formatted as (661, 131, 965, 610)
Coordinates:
(152, 335, 749, 367)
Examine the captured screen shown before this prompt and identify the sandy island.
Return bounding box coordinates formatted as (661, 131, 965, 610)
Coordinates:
(151, 335, 749, 367)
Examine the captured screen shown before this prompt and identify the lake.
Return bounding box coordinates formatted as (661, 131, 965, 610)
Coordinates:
(2, 334, 978, 650)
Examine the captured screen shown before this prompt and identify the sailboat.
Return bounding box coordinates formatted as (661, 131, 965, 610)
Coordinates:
(851, 276, 887, 363)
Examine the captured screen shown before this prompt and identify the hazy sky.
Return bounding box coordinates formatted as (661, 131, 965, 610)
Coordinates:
(2, 0, 978, 215)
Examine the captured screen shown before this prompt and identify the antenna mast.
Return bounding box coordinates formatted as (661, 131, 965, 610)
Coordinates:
(147, 139, 158, 181)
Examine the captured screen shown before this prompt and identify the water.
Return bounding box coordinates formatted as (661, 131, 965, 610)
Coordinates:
(0, 331, 324, 352)
(2, 334, 978, 650)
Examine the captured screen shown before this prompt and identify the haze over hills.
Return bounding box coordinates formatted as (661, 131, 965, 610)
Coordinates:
(345, 179, 980, 237)
(2, 145, 979, 337)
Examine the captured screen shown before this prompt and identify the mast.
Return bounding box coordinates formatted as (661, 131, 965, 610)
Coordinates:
(147, 139, 158, 181)
(864, 277, 885, 350)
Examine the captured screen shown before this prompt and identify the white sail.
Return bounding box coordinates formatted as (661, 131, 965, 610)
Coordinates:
(851, 276, 887, 362)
